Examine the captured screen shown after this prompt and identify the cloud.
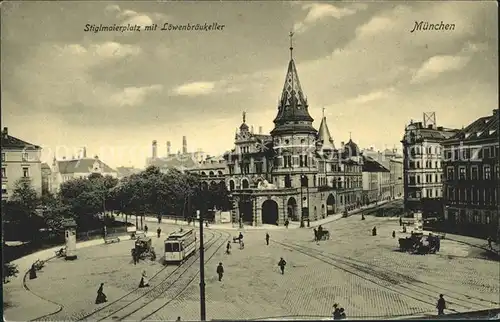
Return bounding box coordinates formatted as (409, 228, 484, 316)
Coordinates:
(411, 55, 471, 84)
(106, 4, 164, 27)
(172, 82, 216, 96)
(109, 85, 163, 107)
(347, 88, 395, 105)
(293, 2, 363, 34)
(356, 16, 394, 38)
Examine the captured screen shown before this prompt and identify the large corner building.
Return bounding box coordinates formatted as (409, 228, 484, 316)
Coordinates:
(223, 43, 363, 226)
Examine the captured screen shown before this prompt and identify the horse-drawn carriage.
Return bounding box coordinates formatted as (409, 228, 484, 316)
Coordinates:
(398, 233, 440, 255)
(132, 236, 156, 261)
(314, 227, 330, 241)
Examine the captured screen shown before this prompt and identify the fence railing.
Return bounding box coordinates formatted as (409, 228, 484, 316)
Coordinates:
(76, 226, 128, 241)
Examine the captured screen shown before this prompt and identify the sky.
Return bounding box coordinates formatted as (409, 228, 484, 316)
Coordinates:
(1, 1, 498, 169)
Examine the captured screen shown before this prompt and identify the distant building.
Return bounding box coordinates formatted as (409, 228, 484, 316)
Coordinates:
(1, 127, 43, 200)
(389, 157, 404, 199)
(361, 155, 390, 204)
(442, 109, 499, 238)
(145, 137, 205, 173)
(50, 147, 118, 193)
(116, 166, 142, 179)
(41, 162, 52, 195)
(401, 116, 459, 217)
(185, 155, 228, 187)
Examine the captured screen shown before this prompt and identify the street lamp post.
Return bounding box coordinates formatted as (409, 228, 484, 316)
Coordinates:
(197, 195, 207, 321)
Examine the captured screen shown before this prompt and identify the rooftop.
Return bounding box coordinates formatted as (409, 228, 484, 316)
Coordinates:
(1, 127, 41, 150)
(444, 110, 499, 143)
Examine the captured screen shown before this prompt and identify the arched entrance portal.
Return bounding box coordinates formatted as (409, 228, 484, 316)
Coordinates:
(287, 197, 299, 221)
(327, 194, 336, 216)
(262, 200, 279, 225)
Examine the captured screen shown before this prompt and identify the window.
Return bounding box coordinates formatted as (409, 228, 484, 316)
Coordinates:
(416, 161, 420, 169)
(471, 166, 478, 180)
(284, 155, 292, 168)
(428, 189, 433, 198)
(22, 167, 29, 177)
(459, 167, 466, 180)
(446, 167, 454, 180)
(483, 147, 490, 159)
(484, 165, 491, 180)
(496, 165, 500, 179)
(1, 153, 4, 162)
(1, 167, 5, 178)
(22, 152, 28, 162)
(255, 162, 263, 174)
(299, 155, 304, 167)
(228, 165, 234, 175)
(1, 183, 6, 194)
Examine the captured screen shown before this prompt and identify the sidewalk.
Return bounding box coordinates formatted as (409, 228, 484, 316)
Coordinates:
(121, 199, 397, 232)
(4, 233, 132, 321)
(443, 233, 500, 255)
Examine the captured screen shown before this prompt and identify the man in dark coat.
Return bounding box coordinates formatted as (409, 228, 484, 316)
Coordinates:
(392, 230, 396, 238)
(157, 227, 161, 238)
(332, 304, 340, 320)
(226, 241, 231, 254)
(372, 226, 377, 236)
(265, 233, 270, 245)
(436, 294, 446, 315)
(488, 236, 493, 249)
(278, 257, 286, 275)
(29, 263, 37, 280)
(284, 219, 289, 228)
(144, 225, 148, 234)
(399, 217, 403, 226)
(217, 262, 224, 281)
(95, 283, 107, 304)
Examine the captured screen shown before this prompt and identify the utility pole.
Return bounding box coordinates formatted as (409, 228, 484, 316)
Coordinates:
(198, 205, 206, 320)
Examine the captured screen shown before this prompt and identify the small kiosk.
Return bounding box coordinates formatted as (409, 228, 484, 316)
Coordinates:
(62, 218, 77, 260)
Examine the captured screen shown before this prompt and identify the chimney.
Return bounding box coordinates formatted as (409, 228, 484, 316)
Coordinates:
(182, 136, 187, 154)
(152, 140, 158, 159)
(82, 147, 87, 158)
(341, 141, 345, 148)
(259, 126, 263, 134)
(167, 141, 171, 155)
(251, 126, 254, 134)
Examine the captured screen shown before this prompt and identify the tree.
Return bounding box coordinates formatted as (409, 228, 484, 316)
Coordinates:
(3, 262, 19, 284)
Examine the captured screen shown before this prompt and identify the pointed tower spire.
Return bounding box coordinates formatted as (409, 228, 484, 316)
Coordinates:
(318, 115, 335, 151)
(271, 33, 315, 135)
(239, 111, 249, 132)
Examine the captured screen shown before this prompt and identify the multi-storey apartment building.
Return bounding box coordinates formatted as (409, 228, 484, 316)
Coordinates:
(401, 119, 458, 217)
(361, 155, 390, 204)
(1, 127, 43, 200)
(389, 158, 404, 199)
(442, 110, 499, 239)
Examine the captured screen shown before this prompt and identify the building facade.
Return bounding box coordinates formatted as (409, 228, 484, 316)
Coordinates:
(401, 119, 458, 217)
(223, 45, 362, 226)
(1, 127, 43, 200)
(41, 163, 52, 196)
(442, 110, 499, 239)
(146, 137, 204, 173)
(361, 155, 390, 204)
(51, 148, 118, 193)
(389, 158, 404, 199)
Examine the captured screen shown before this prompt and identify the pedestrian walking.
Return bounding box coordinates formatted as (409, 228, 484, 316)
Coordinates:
(132, 248, 138, 265)
(217, 262, 224, 281)
(95, 283, 107, 304)
(285, 219, 289, 228)
(488, 236, 493, 249)
(144, 225, 148, 234)
(29, 263, 37, 280)
(226, 241, 231, 254)
(332, 303, 340, 320)
(278, 257, 287, 275)
(139, 270, 149, 288)
(399, 217, 403, 226)
(403, 225, 407, 233)
(176, 317, 181, 321)
(339, 307, 346, 319)
(240, 241, 245, 250)
(372, 226, 377, 236)
(436, 294, 446, 315)
(392, 230, 396, 238)
(266, 233, 270, 245)
(157, 227, 161, 238)
(361, 214, 365, 220)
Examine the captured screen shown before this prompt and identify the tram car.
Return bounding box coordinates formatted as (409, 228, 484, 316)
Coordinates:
(164, 229, 196, 265)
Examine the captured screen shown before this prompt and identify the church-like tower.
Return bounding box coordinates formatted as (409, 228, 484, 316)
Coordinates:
(270, 33, 318, 189)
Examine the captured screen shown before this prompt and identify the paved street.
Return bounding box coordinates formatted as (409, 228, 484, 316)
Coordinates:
(4, 210, 499, 321)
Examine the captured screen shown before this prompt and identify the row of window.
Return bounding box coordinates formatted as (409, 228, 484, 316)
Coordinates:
(446, 164, 499, 181)
(200, 170, 224, 177)
(452, 210, 492, 225)
(408, 173, 443, 185)
(408, 160, 441, 169)
(1, 166, 30, 178)
(409, 145, 442, 156)
(1, 152, 30, 162)
(317, 177, 362, 189)
(444, 145, 499, 161)
(407, 189, 442, 199)
(446, 187, 498, 205)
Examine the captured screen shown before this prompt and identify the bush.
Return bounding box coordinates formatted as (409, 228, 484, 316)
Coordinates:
(3, 262, 19, 284)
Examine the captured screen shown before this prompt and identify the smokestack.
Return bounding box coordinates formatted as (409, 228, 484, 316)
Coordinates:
(152, 140, 158, 159)
(167, 141, 171, 155)
(82, 147, 87, 158)
(182, 136, 187, 154)
(251, 126, 254, 133)
(259, 126, 263, 134)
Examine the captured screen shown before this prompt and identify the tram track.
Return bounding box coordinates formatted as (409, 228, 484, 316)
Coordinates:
(74, 229, 221, 321)
(271, 239, 499, 317)
(76, 229, 231, 321)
